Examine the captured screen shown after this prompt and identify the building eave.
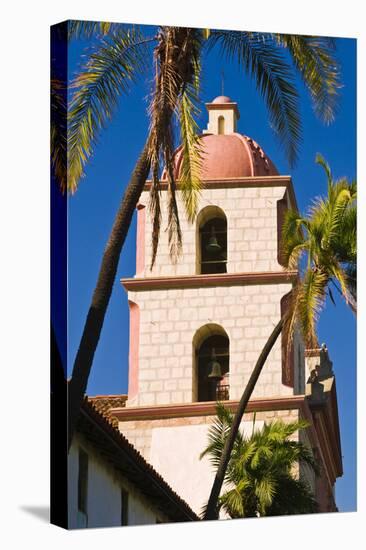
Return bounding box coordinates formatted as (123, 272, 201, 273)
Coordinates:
(77, 398, 199, 522)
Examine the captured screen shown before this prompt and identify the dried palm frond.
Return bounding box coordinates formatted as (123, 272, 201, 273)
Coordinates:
(147, 27, 203, 267)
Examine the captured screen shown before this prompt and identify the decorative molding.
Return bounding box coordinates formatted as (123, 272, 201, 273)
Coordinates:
(142, 176, 299, 212)
(305, 348, 322, 357)
(121, 270, 298, 292)
(110, 395, 308, 421)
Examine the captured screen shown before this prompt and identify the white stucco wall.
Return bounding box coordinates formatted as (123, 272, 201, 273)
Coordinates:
(149, 419, 264, 516)
(68, 433, 168, 529)
(119, 409, 302, 516)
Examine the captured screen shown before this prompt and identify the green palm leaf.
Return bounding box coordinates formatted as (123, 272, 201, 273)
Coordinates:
(208, 30, 301, 166)
(68, 20, 120, 40)
(178, 84, 204, 221)
(282, 154, 356, 343)
(201, 404, 318, 518)
(298, 268, 328, 347)
(68, 28, 152, 192)
(51, 79, 67, 192)
(275, 35, 341, 124)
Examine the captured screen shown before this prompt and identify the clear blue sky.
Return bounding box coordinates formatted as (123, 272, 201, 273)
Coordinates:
(66, 28, 356, 512)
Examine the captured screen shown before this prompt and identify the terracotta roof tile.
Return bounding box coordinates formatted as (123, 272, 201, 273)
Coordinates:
(89, 394, 127, 428)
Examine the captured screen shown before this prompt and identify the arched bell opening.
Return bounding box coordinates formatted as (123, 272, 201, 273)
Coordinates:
(196, 206, 227, 275)
(192, 325, 230, 402)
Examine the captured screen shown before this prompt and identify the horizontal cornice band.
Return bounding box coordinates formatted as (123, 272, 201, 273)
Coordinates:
(144, 175, 292, 190)
(110, 395, 307, 421)
(121, 270, 298, 292)
(143, 176, 298, 212)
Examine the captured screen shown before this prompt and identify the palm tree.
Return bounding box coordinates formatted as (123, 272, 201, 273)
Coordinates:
(64, 23, 341, 448)
(203, 156, 356, 519)
(282, 153, 357, 350)
(201, 404, 318, 518)
(67, 25, 203, 447)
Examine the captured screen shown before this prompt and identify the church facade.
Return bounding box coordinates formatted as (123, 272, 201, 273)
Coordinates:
(110, 96, 343, 516)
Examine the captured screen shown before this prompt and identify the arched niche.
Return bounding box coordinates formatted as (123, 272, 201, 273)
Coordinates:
(218, 115, 225, 135)
(192, 324, 230, 402)
(196, 205, 227, 275)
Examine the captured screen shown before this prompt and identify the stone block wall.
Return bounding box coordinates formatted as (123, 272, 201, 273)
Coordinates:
(137, 184, 288, 277)
(128, 282, 296, 407)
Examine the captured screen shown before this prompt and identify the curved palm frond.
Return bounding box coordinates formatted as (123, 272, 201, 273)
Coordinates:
(282, 155, 356, 349)
(51, 79, 67, 192)
(298, 267, 328, 348)
(275, 35, 341, 124)
(147, 27, 203, 267)
(178, 80, 204, 222)
(68, 28, 152, 192)
(68, 20, 121, 40)
(200, 402, 234, 465)
(255, 476, 276, 514)
(208, 30, 301, 166)
(281, 209, 310, 269)
(315, 152, 333, 190)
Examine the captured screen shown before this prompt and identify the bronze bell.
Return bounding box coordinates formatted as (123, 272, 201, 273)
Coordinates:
(208, 348, 223, 380)
(205, 226, 222, 254)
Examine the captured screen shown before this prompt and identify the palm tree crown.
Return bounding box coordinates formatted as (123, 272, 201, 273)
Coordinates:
(67, 25, 341, 262)
(201, 403, 318, 518)
(282, 154, 356, 350)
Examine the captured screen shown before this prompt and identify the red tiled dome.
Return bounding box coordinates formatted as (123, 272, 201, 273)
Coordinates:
(164, 132, 278, 180)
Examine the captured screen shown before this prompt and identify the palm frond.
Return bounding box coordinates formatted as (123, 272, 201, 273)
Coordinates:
(164, 137, 183, 264)
(265, 419, 309, 442)
(255, 477, 276, 514)
(202, 403, 317, 518)
(208, 30, 301, 166)
(315, 152, 333, 190)
(178, 84, 204, 221)
(298, 268, 328, 347)
(68, 28, 151, 192)
(51, 79, 67, 193)
(282, 209, 310, 268)
(147, 27, 203, 267)
(68, 20, 121, 40)
(200, 402, 234, 466)
(219, 485, 246, 517)
(275, 35, 341, 124)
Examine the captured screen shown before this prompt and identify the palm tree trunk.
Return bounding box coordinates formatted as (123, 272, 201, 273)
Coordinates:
(68, 142, 151, 450)
(203, 317, 284, 520)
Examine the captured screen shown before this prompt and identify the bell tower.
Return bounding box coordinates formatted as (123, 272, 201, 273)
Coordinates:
(111, 97, 343, 515)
